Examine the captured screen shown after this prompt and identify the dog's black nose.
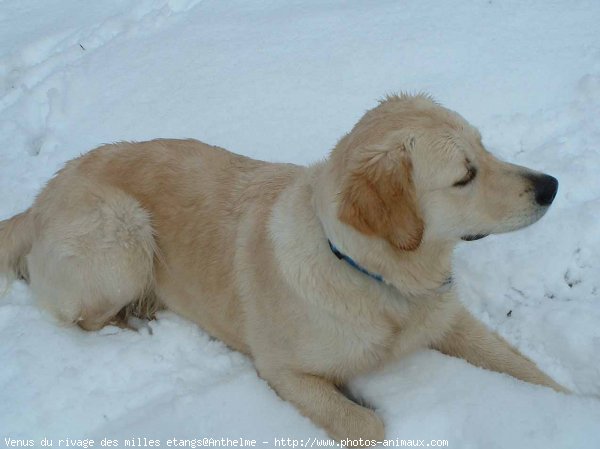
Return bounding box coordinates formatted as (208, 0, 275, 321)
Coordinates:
(533, 174, 559, 206)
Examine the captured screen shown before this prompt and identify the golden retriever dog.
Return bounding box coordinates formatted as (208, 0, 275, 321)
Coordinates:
(0, 94, 566, 443)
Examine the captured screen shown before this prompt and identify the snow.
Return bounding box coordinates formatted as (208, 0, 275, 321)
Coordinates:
(1, 0, 600, 447)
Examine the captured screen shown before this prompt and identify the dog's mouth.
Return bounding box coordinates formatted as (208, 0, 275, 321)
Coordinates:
(461, 234, 489, 241)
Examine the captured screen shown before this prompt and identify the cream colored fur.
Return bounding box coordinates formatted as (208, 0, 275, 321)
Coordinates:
(0, 94, 567, 444)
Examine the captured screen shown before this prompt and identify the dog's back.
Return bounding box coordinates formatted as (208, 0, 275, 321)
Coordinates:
(0, 139, 299, 343)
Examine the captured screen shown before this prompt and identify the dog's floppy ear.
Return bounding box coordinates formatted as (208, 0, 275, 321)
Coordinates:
(338, 143, 423, 251)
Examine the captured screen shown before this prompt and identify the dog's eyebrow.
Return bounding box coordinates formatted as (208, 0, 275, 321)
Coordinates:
(453, 161, 477, 187)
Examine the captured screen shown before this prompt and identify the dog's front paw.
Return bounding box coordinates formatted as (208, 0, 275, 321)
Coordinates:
(330, 405, 385, 447)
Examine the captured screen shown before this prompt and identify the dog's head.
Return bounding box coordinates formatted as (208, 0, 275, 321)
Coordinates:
(331, 94, 558, 251)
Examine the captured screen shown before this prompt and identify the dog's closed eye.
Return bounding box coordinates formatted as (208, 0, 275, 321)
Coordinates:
(453, 164, 477, 187)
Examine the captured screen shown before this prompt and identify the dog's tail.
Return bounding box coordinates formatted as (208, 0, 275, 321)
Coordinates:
(0, 209, 33, 288)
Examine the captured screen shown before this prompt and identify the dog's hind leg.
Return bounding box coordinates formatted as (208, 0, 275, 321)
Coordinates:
(0, 210, 33, 285)
(27, 182, 156, 331)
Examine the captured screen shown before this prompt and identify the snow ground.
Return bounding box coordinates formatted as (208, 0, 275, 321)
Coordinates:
(1, 0, 600, 447)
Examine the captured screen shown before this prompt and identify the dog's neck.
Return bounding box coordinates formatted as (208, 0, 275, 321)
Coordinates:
(311, 164, 455, 296)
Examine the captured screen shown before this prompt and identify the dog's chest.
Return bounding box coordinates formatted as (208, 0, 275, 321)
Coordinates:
(383, 295, 457, 357)
(309, 292, 456, 379)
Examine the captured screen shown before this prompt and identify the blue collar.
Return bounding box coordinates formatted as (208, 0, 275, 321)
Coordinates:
(328, 240, 384, 283)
